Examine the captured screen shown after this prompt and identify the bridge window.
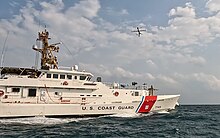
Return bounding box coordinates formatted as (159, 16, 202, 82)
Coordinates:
(74, 76, 77, 80)
(28, 89, 37, 97)
(53, 74, 58, 79)
(87, 77, 91, 81)
(80, 76, 86, 80)
(67, 75, 72, 80)
(12, 88, 20, 92)
(46, 74, 51, 78)
(60, 74, 65, 79)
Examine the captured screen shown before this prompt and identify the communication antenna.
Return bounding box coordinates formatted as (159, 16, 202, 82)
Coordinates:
(33, 40, 40, 69)
(0, 31, 9, 67)
(33, 18, 42, 69)
(58, 39, 78, 65)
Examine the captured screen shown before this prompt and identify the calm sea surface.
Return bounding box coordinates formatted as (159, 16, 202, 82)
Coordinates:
(0, 105, 219, 138)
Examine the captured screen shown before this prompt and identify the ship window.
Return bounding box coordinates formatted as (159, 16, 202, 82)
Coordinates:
(98, 95, 102, 97)
(53, 74, 58, 79)
(87, 77, 91, 81)
(28, 89, 36, 97)
(134, 91, 139, 96)
(80, 95, 84, 96)
(93, 95, 96, 97)
(12, 88, 20, 92)
(67, 75, 72, 80)
(74, 76, 77, 80)
(80, 76, 86, 80)
(60, 74, 65, 79)
(87, 95, 90, 96)
(47, 74, 51, 78)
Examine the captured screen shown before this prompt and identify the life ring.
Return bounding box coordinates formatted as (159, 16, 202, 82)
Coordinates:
(114, 91, 119, 97)
(63, 81, 68, 85)
(0, 90, 4, 97)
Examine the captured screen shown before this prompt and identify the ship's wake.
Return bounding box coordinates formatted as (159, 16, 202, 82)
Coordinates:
(157, 110, 170, 114)
(0, 111, 171, 125)
(104, 110, 171, 118)
(0, 117, 94, 125)
(104, 112, 155, 118)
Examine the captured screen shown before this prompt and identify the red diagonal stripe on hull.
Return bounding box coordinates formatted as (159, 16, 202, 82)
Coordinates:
(138, 96, 157, 113)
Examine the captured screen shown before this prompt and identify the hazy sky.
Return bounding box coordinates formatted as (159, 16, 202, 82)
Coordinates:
(0, 0, 220, 104)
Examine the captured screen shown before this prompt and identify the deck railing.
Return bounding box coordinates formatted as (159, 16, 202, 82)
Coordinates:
(103, 82, 148, 90)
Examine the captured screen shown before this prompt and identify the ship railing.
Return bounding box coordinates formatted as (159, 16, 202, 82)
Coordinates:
(58, 65, 79, 71)
(0, 74, 29, 79)
(103, 82, 148, 90)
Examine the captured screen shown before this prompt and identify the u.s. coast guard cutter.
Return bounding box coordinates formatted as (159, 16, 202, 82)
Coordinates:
(0, 29, 180, 118)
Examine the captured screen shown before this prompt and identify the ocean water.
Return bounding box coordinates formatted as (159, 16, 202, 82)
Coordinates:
(0, 105, 219, 138)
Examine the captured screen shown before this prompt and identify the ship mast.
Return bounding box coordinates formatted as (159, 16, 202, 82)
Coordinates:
(33, 28, 60, 70)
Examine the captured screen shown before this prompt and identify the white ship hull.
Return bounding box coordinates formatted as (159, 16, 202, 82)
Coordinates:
(0, 94, 179, 118)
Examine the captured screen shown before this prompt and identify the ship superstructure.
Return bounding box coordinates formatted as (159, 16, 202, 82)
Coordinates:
(0, 29, 180, 118)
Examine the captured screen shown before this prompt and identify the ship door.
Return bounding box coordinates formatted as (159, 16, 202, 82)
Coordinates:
(39, 88, 47, 102)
